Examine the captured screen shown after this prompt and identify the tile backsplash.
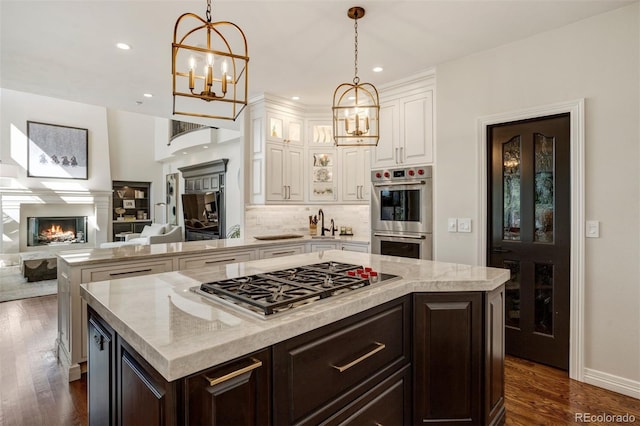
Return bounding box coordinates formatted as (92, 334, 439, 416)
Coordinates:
(244, 205, 370, 240)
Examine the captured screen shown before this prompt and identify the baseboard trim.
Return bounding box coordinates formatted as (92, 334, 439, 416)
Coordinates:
(584, 368, 640, 400)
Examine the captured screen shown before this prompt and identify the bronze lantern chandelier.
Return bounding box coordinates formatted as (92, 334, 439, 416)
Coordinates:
(332, 6, 380, 147)
(172, 0, 249, 121)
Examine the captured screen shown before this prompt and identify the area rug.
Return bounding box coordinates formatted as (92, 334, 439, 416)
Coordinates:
(0, 265, 57, 303)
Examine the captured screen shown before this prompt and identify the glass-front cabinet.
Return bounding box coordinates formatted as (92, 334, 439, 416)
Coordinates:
(308, 149, 337, 202)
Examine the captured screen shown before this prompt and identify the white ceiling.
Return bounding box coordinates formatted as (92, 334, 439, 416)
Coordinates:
(1, 0, 635, 128)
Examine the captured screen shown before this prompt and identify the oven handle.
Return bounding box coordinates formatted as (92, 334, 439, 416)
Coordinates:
(372, 180, 426, 187)
(373, 232, 426, 240)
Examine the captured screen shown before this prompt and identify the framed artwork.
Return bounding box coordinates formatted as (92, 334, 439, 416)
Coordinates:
(123, 200, 136, 209)
(166, 173, 179, 225)
(27, 121, 88, 179)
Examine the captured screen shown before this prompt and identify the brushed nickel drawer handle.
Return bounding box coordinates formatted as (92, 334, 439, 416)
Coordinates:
(331, 342, 386, 373)
(109, 268, 152, 277)
(205, 258, 236, 264)
(204, 357, 262, 387)
(272, 250, 296, 256)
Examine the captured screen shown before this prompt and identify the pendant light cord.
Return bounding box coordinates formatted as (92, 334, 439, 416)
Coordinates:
(353, 11, 359, 85)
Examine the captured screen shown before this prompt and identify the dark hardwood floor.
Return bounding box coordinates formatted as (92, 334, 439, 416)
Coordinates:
(1, 295, 638, 425)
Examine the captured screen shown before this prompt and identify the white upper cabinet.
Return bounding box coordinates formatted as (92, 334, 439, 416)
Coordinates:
(308, 148, 338, 202)
(267, 111, 303, 146)
(265, 143, 304, 202)
(341, 146, 370, 202)
(373, 72, 435, 168)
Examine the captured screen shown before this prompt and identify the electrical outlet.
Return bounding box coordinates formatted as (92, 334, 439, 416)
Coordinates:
(457, 218, 472, 233)
(448, 218, 458, 232)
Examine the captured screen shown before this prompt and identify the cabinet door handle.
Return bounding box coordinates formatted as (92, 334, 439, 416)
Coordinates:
(205, 258, 236, 264)
(271, 250, 296, 256)
(109, 268, 152, 277)
(399, 147, 404, 163)
(204, 357, 262, 387)
(395, 147, 399, 163)
(331, 342, 386, 373)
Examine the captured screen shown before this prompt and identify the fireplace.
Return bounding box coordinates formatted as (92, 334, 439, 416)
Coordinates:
(27, 216, 88, 247)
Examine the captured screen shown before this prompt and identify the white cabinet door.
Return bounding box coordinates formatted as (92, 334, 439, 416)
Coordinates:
(340, 242, 370, 253)
(341, 146, 370, 202)
(266, 143, 303, 202)
(373, 101, 399, 168)
(286, 146, 304, 201)
(400, 91, 433, 166)
(268, 111, 303, 146)
(372, 90, 433, 168)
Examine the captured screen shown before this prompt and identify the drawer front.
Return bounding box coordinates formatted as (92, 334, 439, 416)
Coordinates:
(177, 250, 256, 270)
(325, 365, 411, 426)
(273, 298, 410, 424)
(81, 259, 173, 283)
(258, 244, 305, 259)
(309, 242, 339, 252)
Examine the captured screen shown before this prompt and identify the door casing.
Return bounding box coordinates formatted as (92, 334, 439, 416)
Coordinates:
(476, 99, 585, 381)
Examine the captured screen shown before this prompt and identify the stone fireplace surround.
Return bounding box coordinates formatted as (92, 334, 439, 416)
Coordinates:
(1, 189, 111, 253)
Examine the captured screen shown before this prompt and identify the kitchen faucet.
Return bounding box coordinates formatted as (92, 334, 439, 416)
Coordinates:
(318, 209, 336, 237)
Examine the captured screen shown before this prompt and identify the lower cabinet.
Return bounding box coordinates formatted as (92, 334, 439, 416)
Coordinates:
(272, 297, 411, 425)
(88, 313, 116, 426)
(413, 287, 505, 426)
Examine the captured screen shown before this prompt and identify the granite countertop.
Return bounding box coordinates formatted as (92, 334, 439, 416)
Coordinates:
(80, 250, 509, 382)
(57, 234, 368, 266)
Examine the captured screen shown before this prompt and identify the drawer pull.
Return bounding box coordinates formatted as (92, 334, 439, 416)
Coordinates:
(204, 358, 262, 387)
(205, 258, 236, 264)
(109, 268, 152, 277)
(272, 250, 295, 256)
(331, 342, 386, 373)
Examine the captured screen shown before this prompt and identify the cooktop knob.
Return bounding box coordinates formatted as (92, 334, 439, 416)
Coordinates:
(375, 172, 382, 179)
(383, 171, 390, 178)
(408, 169, 415, 176)
(417, 169, 424, 175)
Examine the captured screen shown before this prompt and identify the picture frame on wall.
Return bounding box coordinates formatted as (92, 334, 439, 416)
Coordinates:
(27, 121, 89, 180)
(123, 200, 136, 209)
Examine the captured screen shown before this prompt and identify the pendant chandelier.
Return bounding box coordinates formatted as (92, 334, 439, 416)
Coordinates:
(332, 6, 380, 147)
(172, 0, 249, 121)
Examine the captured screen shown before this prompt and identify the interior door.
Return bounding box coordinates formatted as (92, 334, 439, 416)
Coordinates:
(488, 113, 570, 370)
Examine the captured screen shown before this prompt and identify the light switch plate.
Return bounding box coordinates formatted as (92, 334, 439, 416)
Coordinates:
(586, 220, 600, 238)
(457, 218, 472, 233)
(448, 218, 458, 232)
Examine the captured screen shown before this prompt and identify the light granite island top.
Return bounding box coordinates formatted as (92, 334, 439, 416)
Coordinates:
(80, 250, 509, 382)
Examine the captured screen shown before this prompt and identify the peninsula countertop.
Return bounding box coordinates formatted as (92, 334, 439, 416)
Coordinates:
(57, 234, 368, 266)
(80, 250, 509, 382)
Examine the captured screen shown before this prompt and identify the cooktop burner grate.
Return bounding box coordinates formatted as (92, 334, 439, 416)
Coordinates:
(195, 262, 397, 316)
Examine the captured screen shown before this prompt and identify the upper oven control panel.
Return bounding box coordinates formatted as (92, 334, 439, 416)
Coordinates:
(371, 165, 432, 182)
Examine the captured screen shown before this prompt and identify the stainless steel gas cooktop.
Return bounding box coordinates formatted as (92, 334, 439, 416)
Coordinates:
(192, 261, 399, 317)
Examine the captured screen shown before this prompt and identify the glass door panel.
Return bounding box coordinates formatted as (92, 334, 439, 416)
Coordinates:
(503, 136, 521, 241)
(534, 133, 555, 243)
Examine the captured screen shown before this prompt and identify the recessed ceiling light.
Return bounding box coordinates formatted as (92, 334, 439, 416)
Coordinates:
(116, 42, 131, 50)
(373, 66, 383, 73)
(182, 151, 188, 155)
(143, 93, 153, 98)
(291, 96, 300, 101)
(203, 145, 209, 149)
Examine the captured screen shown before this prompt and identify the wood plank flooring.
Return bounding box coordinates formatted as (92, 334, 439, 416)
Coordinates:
(1, 295, 638, 425)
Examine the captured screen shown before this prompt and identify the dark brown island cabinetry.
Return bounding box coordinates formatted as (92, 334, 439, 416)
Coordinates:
(87, 287, 504, 425)
(413, 287, 505, 425)
(272, 297, 412, 425)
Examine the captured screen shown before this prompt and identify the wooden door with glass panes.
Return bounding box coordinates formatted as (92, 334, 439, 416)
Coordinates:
(488, 114, 570, 370)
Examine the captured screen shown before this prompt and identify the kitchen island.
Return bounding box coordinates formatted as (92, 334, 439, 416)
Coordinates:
(81, 250, 509, 425)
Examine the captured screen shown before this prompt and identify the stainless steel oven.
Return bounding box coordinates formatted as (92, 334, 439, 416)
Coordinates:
(371, 165, 432, 259)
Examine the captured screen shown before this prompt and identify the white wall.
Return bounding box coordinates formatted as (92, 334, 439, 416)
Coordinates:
(0, 88, 112, 191)
(435, 4, 639, 388)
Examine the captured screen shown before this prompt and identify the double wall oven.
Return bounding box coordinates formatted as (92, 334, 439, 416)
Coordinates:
(371, 166, 432, 259)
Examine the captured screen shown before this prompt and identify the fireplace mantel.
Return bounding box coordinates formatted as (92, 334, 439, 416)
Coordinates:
(1, 188, 111, 253)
